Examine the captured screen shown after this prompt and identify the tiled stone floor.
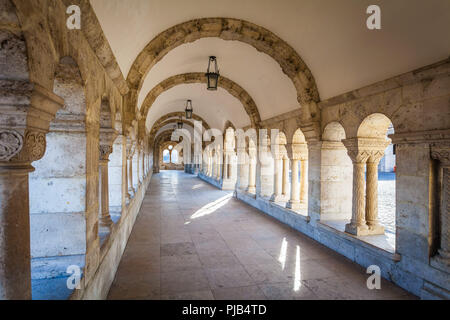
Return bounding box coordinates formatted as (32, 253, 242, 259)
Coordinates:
(107, 170, 416, 300)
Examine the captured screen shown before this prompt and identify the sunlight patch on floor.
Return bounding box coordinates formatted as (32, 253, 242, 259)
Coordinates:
(294, 245, 301, 291)
(278, 237, 288, 270)
(190, 194, 233, 219)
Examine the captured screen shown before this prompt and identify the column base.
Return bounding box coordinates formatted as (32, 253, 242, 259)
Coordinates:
(99, 215, 114, 229)
(367, 223, 385, 235)
(286, 200, 305, 210)
(247, 186, 256, 194)
(270, 194, 288, 202)
(345, 222, 370, 236)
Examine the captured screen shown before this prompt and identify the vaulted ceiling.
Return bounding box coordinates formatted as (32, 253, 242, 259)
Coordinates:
(90, 0, 450, 131)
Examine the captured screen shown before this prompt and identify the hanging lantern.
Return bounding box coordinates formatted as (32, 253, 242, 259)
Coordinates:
(177, 115, 183, 129)
(205, 56, 219, 91)
(185, 99, 193, 119)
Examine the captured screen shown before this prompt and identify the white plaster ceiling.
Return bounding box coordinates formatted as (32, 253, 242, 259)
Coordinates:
(91, 0, 450, 122)
(138, 38, 298, 123)
(146, 83, 250, 132)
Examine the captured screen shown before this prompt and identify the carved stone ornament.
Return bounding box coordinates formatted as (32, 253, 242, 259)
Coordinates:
(431, 143, 450, 166)
(99, 145, 113, 161)
(0, 130, 23, 161)
(25, 131, 46, 161)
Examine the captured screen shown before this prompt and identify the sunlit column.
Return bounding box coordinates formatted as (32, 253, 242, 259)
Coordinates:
(365, 151, 386, 234)
(247, 151, 256, 194)
(300, 158, 308, 203)
(287, 158, 300, 209)
(282, 157, 289, 198)
(343, 139, 369, 235)
(271, 154, 283, 202)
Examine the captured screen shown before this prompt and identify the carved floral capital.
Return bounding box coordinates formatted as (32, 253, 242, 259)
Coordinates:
(431, 143, 450, 166)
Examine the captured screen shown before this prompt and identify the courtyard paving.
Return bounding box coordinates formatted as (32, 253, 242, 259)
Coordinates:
(107, 170, 415, 300)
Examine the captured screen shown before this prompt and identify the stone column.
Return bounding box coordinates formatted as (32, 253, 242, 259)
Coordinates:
(271, 154, 283, 202)
(343, 139, 370, 235)
(127, 146, 135, 196)
(247, 147, 256, 194)
(287, 158, 300, 209)
(431, 143, 450, 265)
(142, 151, 145, 179)
(0, 162, 33, 299)
(0, 83, 63, 299)
(343, 138, 389, 236)
(300, 159, 308, 204)
(282, 157, 290, 197)
(365, 151, 386, 234)
(136, 146, 141, 185)
(99, 145, 114, 231)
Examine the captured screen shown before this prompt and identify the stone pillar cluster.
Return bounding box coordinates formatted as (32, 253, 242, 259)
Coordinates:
(287, 143, 308, 210)
(342, 138, 390, 236)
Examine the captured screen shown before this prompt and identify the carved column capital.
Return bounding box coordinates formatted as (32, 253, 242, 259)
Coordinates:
(431, 143, 450, 167)
(99, 144, 113, 161)
(291, 143, 308, 160)
(0, 129, 23, 161)
(0, 129, 47, 165)
(343, 138, 390, 164)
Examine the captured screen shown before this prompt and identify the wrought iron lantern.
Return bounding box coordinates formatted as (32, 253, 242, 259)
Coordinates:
(185, 99, 193, 119)
(205, 56, 219, 90)
(177, 115, 183, 129)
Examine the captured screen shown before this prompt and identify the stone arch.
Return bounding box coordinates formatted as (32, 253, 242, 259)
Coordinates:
(292, 129, 307, 144)
(127, 18, 320, 122)
(150, 112, 211, 131)
(149, 112, 211, 143)
(223, 120, 236, 134)
(323, 121, 346, 142)
(153, 129, 176, 172)
(141, 73, 262, 128)
(357, 113, 393, 139)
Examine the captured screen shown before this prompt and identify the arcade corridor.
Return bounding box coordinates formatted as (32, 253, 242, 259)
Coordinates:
(107, 171, 415, 300)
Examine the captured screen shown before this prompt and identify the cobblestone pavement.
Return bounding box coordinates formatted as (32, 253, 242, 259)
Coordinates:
(378, 172, 396, 234)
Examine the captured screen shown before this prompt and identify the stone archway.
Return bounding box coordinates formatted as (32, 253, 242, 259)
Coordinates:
(140, 73, 261, 128)
(126, 18, 320, 123)
(148, 111, 212, 143)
